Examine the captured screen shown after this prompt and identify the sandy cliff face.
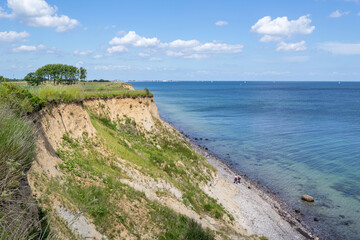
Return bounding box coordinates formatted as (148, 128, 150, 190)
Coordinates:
(84, 97, 159, 131)
(28, 95, 303, 240)
(29, 97, 253, 240)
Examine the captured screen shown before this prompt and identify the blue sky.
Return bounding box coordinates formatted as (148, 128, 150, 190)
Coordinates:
(0, 0, 360, 81)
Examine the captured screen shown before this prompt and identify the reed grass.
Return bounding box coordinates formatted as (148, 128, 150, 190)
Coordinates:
(0, 102, 53, 239)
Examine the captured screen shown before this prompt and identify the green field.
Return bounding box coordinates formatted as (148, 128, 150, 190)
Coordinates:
(0, 82, 152, 114)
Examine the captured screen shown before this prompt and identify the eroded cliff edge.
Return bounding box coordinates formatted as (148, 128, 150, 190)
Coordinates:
(28, 96, 308, 240)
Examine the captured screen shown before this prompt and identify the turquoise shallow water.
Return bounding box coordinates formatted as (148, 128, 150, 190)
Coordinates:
(131, 81, 360, 239)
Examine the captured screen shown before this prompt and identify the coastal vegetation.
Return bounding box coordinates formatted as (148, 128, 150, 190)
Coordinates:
(24, 64, 87, 86)
(0, 81, 233, 239)
(0, 101, 49, 239)
(0, 81, 152, 109)
(0, 80, 275, 239)
(0, 76, 10, 82)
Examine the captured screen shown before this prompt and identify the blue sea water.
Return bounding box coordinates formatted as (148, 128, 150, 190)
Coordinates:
(131, 81, 360, 239)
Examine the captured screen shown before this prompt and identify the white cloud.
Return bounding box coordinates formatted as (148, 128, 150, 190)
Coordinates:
(107, 45, 128, 54)
(0, 0, 79, 32)
(93, 54, 103, 59)
(193, 42, 243, 53)
(276, 41, 306, 52)
(73, 50, 93, 56)
(107, 31, 243, 58)
(109, 31, 160, 47)
(163, 39, 200, 48)
(94, 65, 131, 71)
(259, 35, 282, 42)
(215, 20, 228, 26)
(329, 10, 350, 18)
(251, 15, 315, 37)
(164, 42, 243, 57)
(0, 31, 29, 42)
(319, 42, 360, 55)
(12, 44, 45, 52)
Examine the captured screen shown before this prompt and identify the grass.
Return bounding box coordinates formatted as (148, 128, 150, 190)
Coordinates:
(44, 109, 224, 238)
(24, 82, 153, 103)
(87, 110, 227, 220)
(48, 132, 217, 239)
(0, 81, 231, 238)
(0, 82, 45, 114)
(0, 102, 52, 239)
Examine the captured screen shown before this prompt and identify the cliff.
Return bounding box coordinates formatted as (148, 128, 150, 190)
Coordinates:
(28, 96, 258, 239)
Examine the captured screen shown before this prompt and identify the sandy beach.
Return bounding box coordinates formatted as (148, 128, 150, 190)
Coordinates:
(169, 121, 316, 240)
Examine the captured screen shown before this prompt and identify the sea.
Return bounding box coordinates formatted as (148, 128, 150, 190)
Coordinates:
(131, 81, 360, 240)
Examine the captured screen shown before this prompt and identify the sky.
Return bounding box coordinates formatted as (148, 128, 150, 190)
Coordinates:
(0, 0, 360, 81)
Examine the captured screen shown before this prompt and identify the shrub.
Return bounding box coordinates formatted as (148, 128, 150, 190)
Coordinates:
(0, 82, 45, 114)
(183, 219, 214, 240)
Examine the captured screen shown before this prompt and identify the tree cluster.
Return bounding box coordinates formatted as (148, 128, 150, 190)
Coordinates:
(0, 76, 9, 82)
(24, 64, 87, 86)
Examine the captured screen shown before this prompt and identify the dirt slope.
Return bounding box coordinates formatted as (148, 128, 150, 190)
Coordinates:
(28, 96, 305, 240)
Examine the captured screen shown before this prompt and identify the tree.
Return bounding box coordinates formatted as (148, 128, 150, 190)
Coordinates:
(80, 67, 87, 81)
(24, 72, 40, 86)
(26, 64, 87, 85)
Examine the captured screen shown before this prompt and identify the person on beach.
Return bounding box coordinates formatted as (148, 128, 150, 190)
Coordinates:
(234, 176, 238, 184)
(237, 175, 241, 184)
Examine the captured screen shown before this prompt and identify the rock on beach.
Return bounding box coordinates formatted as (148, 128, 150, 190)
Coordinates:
(301, 194, 314, 202)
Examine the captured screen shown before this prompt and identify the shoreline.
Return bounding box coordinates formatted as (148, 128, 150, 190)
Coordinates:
(162, 118, 317, 240)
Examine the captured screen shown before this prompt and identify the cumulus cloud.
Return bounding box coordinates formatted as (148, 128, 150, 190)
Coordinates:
(163, 39, 200, 48)
(73, 50, 93, 56)
(0, 31, 29, 42)
(193, 42, 243, 53)
(276, 41, 306, 52)
(12, 44, 45, 52)
(318, 42, 360, 55)
(251, 15, 315, 37)
(0, 0, 79, 32)
(251, 15, 314, 52)
(329, 10, 350, 18)
(215, 20, 228, 26)
(109, 31, 160, 47)
(107, 31, 243, 58)
(107, 45, 128, 54)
